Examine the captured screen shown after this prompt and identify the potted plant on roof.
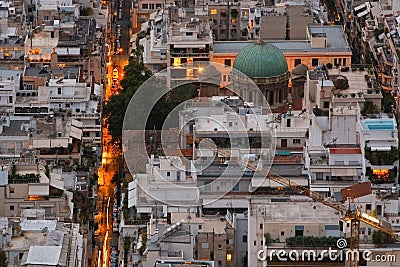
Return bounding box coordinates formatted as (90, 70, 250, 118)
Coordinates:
(351, 93, 356, 98)
(357, 91, 363, 97)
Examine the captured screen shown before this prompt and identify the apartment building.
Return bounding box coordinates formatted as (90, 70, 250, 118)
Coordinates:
(0, 160, 73, 220)
(0, 218, 83, 267)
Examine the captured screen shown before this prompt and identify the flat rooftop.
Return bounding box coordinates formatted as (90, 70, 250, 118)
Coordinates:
(252, 201, 339, 223)
(20, 219, 57, 231)
(213, 26, 350, 54)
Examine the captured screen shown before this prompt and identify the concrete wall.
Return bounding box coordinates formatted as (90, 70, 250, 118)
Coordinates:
(260, 16, 286, 40)
(234, 213, 248, 267)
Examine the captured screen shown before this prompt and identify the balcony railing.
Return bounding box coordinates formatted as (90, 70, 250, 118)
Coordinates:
(170, 52, 209, 58)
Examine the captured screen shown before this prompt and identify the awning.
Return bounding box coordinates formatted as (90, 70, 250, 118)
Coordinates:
(277, 150, 290, 156)
(310, 168, 331, 172)
(310, 187, 330, 192)
(29, 185, 49, 196)
(50, 139, 68, 148)
(33, 139, 51, 148)
(19, 203, 35, 208)
(136, 207, 152, 213)
(371, 146, 391, 151)
(39, 204, 55, 207)
(173, 44, 206, 48)
(331, 168, 358, 176)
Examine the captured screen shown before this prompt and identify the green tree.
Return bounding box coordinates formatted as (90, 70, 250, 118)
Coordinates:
(80, 7, 94, 16)
(381, 90, 396, 113)
(103, 60, 152, 145)
(0, 250, 7, 267)
(103, 59, 198, 146)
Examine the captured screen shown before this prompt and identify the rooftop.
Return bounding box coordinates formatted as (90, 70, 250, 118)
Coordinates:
(0, 120, 30, 136)
(329, 148, 362, 154)
(20, 219, 57, 231)
(233, 41, 289, 78)
(213, 25, 350, 54)
(252, 201, 339, 223)
(25, 246, 62, 266)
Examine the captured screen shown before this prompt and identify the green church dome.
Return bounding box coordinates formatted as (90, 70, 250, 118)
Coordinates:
(233, 40, 289, 78)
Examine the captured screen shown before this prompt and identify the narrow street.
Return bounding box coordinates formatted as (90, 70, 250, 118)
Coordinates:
(94, 0, 133, 267)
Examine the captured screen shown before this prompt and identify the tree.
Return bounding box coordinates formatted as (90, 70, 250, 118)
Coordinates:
(0, 250, 7, 267)
(102, 60, 152, 145)
(80, 7, 94, 16)
(103, 59, 198, 146)
(264, 233, 272, 245)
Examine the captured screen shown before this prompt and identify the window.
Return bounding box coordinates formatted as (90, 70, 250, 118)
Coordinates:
(343, 58, 347, 66)
(224, 59, 231, 67)
(227, 253, 232, 262)
(223, 75, 227, 82)
(232, 182, 239, 192)
(323, 101, 330, 108)
(57, 87, 62, 94)
(366, 204, 371, 210)
(294, 59, 301, 67)
(312, 58, 319, 66)
(201, 242, 209, 249)
(281, 231, 285, 236)
(377, 205, 382, 216)
(368, 228, 371, 235)
(334, 161, 344, 165)
(260, 223, 263, 229)
(186, 32, 193, 36)
(26, 84, 33, 90)
(43, 16, 50, 21)
(10, 187, 14, 193)
(142, 3, 148, 9)
(218, 244, 222, 249)
(242, 235, 247, 242)
(218, 261, 222, 266)
(198, 225, 202, 229)
(293, 139, 301, 144)
(316, 173, 323, 180)
(281, 139, 287, 148)
(156, 4, 162, 8)
(204, 181, 212, 192)
(295, 225, 304, 237)
(254, 240, 256, 246)
(166, 172, 170, 177)
(210, 9, 217, 15)
(10, 205, 14, 210)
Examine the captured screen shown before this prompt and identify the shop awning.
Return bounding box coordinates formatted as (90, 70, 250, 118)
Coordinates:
(310, 187, 330, 192)
(173, 44, 206, 48)
(331, 168, 358, 176)
(370, 146, 391, 151)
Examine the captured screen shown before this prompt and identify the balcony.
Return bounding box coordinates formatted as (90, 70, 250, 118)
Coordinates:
(170, 52, 209, 58)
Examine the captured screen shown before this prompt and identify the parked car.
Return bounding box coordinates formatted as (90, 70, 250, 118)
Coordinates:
(113, 223, 119, 233)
